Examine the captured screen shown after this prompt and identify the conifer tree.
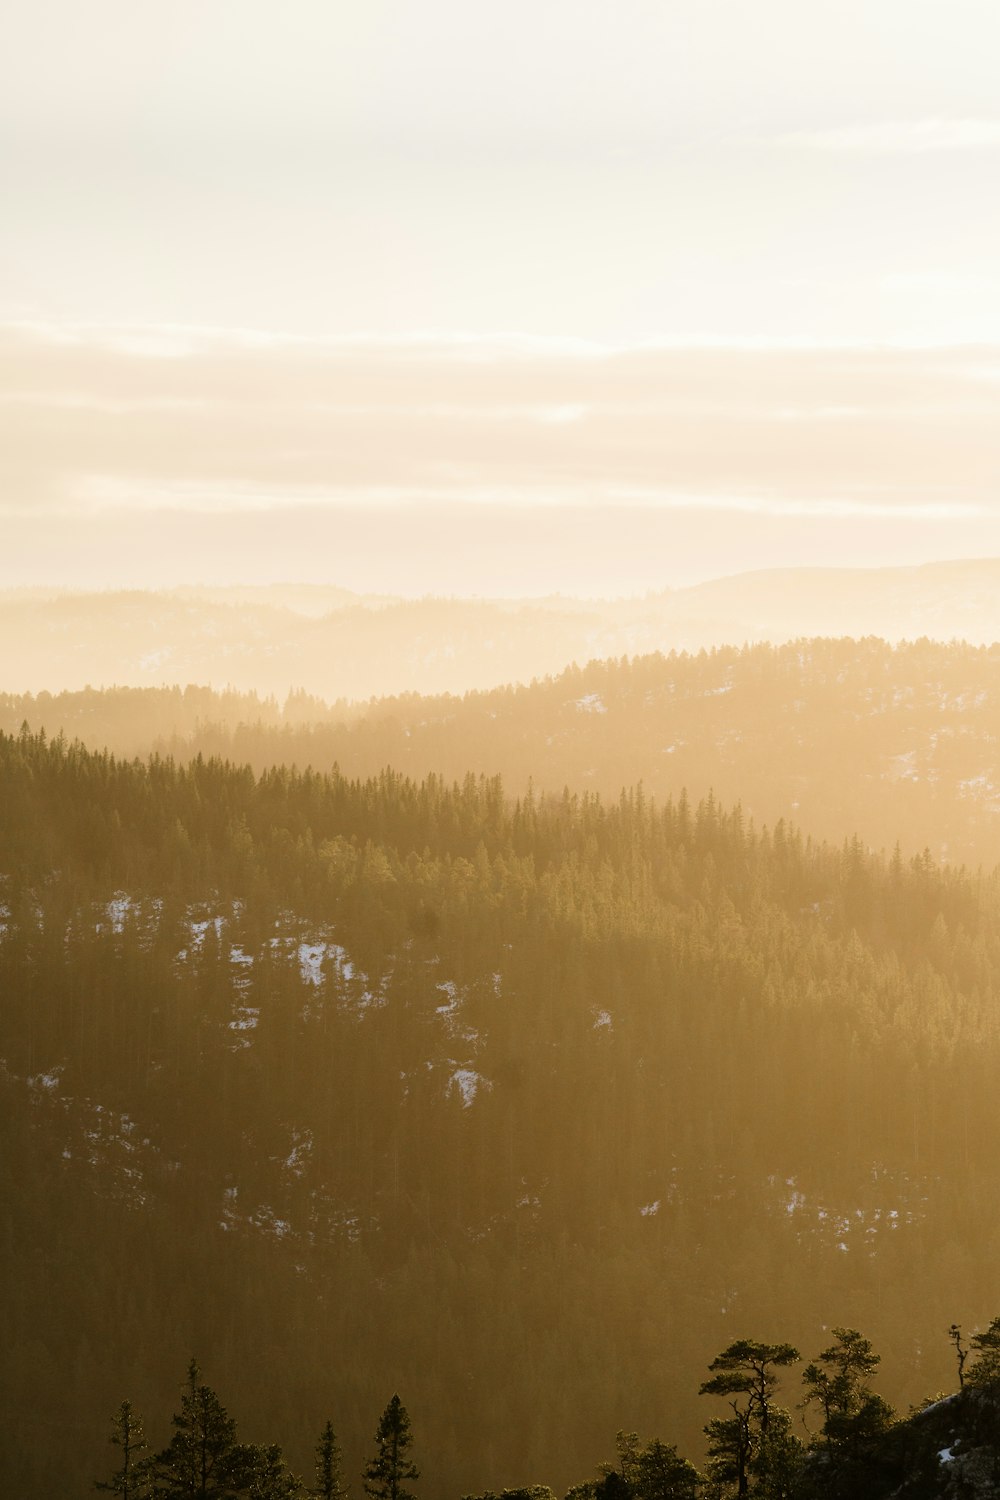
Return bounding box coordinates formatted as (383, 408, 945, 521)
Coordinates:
(152, 1359, 241, 1499)
(967, 1316, 1000, 1387)
(363, 1395, 419, 1500)
(948, 1324, 969, 1389)
(799, 1330, 894, 1500)
(700, 1340, 800, 1499)
(703, 1411, 753, 1500)
(95, 1399, 150, 1499)
(238, 1441, 304, 1499)
(313, 1421, 347, 1500)
(632, 1438, 701, 1500)
(602, 1431, 699, 1500)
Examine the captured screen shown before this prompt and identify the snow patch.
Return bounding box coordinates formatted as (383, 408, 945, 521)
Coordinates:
(449, 1068, 488, 1107)
(298, 942, 327, 986)
(282, 1130, 313, 1179)
(436, 980, 460, 1016)
(574, 693, 608, 714)
(138, 648, 171, 671)
(29, 1068, 62, 1092)
(229, 1006, 260, 1032)
(106, 894, 132, 932)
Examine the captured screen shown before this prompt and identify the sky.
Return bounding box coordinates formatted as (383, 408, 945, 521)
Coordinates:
(3, 0, 1000, 595)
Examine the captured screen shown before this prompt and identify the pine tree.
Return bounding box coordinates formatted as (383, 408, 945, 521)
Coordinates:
(237, 1441, 304, 1499)
(632, 1438, 701, 1500)
(313, 1421, 347, 1500)
(703, 1412, 753, 1500)
(799, 1330, 894, 1500)
(700, 1341, 800, 1499)
(948, 1324, 969, 1389)
(967, 1316, 1000, 1387)
(95, 1400, 150, 1499)
(363, 1395, 419, 1500)
(152, 1358, 241, 1499)
(700, 1340, 800, 1439)
(601, 1431, 700, 1500)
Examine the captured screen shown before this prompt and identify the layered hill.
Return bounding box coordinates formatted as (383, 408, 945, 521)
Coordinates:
(7, 635, 1000, 867)
(2, 729, 999, 1497)
(6, 558, 1000, 698)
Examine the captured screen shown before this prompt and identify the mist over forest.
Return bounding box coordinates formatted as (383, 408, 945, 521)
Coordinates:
(7, 558, 1000, 699)
(8, 0, 1000, 1491)
(5, 565, 1000, 1499)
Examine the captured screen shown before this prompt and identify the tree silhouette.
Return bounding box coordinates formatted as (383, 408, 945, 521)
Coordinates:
(94, 1400, 149, 1499)
(363, 1396, 418, 1500)
(152, 1359, 240, 1499)
(313, 1421, 347, 1500)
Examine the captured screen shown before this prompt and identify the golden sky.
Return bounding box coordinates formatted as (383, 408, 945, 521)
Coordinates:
(3, 1, 1000, 592)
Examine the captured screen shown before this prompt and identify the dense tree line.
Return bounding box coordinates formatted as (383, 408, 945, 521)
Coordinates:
(94, 1371, 408, 1500)
(96, 1323, 1000, 1500)
(5, 728, 1000, 1495)
(5, 636, 1000, 866)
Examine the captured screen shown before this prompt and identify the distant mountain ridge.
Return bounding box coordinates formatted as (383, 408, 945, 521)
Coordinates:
(4, 558, 1000, 699)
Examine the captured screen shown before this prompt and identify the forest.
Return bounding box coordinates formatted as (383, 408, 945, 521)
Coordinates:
(5, 635, 1000, 866)
(87, 1324, 1000, 1498)
(4, 722, 1000, 1495)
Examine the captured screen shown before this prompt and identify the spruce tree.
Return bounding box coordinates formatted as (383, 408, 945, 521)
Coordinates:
(313, 1421, 347, 1500)
(95, 1400, 150, 1499)
(237, 1441, 304, 1499)
(152, 1358, 241, 1499)
(363, 1395, 419, 1500)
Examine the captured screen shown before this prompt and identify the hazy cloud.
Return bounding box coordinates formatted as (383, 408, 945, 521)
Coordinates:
(3, 324, 999, 506)
(776, 119, 1000, 153)
(4, 321, 1000, 590)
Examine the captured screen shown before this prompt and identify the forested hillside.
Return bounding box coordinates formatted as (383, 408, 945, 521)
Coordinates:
(7, 635, 1000, 866)
(3, 728, 1000, 1497)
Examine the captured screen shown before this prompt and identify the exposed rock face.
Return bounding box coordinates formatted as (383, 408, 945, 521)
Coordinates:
(888, 1388, 1000, 1499)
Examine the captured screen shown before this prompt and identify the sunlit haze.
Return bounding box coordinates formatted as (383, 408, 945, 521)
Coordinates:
(12, 11, 1000, 1499)
(4, 0, 1000, 593)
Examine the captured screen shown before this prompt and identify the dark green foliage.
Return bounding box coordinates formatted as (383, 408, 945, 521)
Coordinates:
(631, 1439, 701, 1500)
(802, 1328, 881, 1426)
(313, 1423, 347, 1500)
(700, 1343, 801, 1498)
(700, 1343, 801, 1432)
(594, 1474, 630, 1500)
(600, 1432, 700, 1500)
(703, 1413, 753, 1499)
(463, 1488, 557, 1500)
(10, 636, 1000, 868)
(88, 1319, 1000, 1500)
(796, 1331, 895, 1500)
(363, 1397, 418, 1500)
(237, 1443, 304, 1499)
(7, 726, 1000, 1495)
(966, 1318, 1000, 1388)
(574, 1434, 701, 1500)
(95, 1401, 150, 1499)
(152, 1360, 241, 1499)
